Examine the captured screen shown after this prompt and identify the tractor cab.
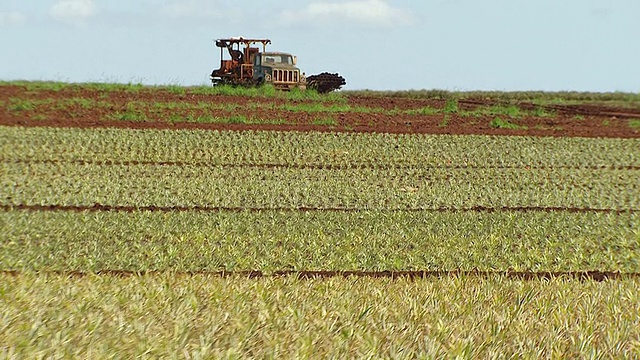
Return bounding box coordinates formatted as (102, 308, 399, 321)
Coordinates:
(253, 52, 305, 90)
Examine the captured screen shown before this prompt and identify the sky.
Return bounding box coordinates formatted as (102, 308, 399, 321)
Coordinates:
(1, 0, 639, 92)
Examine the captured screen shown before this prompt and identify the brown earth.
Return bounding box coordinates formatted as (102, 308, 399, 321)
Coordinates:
(1, 85, 639, 138)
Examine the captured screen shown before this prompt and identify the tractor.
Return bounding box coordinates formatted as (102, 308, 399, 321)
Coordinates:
(210, 37, 345, 93)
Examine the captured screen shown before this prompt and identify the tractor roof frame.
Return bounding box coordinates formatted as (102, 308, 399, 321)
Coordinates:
(215, 38, 271, 52)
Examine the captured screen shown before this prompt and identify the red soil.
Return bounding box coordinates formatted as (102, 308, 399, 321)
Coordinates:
(1, 85, 639, 138)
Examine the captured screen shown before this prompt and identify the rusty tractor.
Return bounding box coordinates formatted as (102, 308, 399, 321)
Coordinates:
(210, 37, 345, 93)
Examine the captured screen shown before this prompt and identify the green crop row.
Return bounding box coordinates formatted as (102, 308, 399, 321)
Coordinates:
(1, 126, 638, 273)
(2, 126, 638, 168)
(2, 210, 637, 272)
(1, 162, 637, 210)
(2, 273, 639, 358)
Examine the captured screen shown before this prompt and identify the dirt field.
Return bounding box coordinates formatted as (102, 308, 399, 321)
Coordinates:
(2, 85, 639, 138)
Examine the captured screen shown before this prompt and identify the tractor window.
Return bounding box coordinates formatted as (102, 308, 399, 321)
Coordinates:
(262, 55, 293, 65)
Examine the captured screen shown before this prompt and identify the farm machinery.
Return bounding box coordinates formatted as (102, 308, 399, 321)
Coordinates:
(210, 37, 346, 93)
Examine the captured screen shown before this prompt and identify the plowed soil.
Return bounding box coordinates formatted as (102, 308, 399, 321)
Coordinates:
(2, 85, 639, 138)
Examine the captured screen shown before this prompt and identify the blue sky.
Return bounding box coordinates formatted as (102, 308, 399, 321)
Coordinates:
(1, 0, 638, 92)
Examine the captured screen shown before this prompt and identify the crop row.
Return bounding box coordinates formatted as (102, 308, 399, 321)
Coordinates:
(3, 273, 638, 358)
(2, 126, 639, 168)
(2, 162, 637, 210)
(2, 210, 637, 272)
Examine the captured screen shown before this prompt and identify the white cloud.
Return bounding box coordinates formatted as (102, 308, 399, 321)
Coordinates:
(0, 11, 26, 26)
(50, 0, 97, 23)
(283, 0, 414, 27)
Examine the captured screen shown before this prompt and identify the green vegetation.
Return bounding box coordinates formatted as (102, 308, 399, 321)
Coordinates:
(1, 80, 72, 92)
(532, 106, 556, 117)
(533, 124, 563, 132)
(281, 102, 353, 113)
(4, 94, 563, 124)
(344, 89, 453, 100)
(1, 127, 638, 274)
(490, 117, 526, 130)
(178, 114, 287, 125)
(187, 84, 346, 102)
(486, 105, 523, 118)
(629, 119, 640, 129)
(0, 81, 346, 102)
(4, 159, 635, 210)
(190, 83, 278, 97)
(439, 115, 450, 127)
(2, 210, 637, 272)
(444, 98, 459, 113)
(2, 274, 639, 358)
(107, 110, 148, 122)
(52, 97, 110, 110)
(3, 81, 639, 107)
(343, 88, 640, 107)
(7, 81, 638, 127)
(166, 84, 186, 95)
(7, 98, 52, 112)
(312, 116, 338, 126)
(31, 114, 48, 121)
(0, 80, 152, 93)
(3, 127, 637, 168)
(460, 105, 544, 119)
(406, 106, 440, 116)
(1, 81, 639, 357)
